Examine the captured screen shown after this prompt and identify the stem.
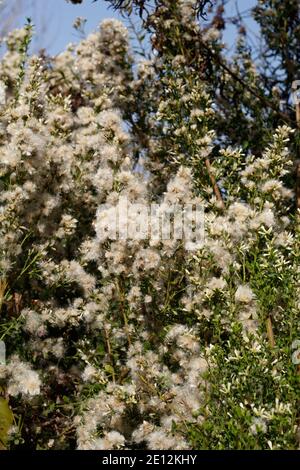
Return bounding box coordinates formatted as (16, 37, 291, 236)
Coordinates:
(117, 279, 131, 346)
(103, 326, 116, 383)
(205, 158, 225, 208)
(266, 316, 275, 348)
(296, 103, 300, 210)
(0, 279, 7, 315)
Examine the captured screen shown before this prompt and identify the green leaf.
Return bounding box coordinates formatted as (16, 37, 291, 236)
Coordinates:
(104, 364, 115, 375)
(0, 398, 13, 450)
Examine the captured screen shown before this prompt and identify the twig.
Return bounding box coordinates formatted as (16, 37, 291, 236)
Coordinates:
(266, 316, 275, 348)
(0, 279, 7, 315)
(196, 35, 295, 125)
(205, 158, 225, 208)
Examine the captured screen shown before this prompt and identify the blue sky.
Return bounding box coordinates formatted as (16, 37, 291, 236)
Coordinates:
(18, 0, 123, 55)
(6, 0, 258, 56)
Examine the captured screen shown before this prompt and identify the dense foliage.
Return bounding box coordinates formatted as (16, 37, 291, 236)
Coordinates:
(0, 0, 299, 450)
